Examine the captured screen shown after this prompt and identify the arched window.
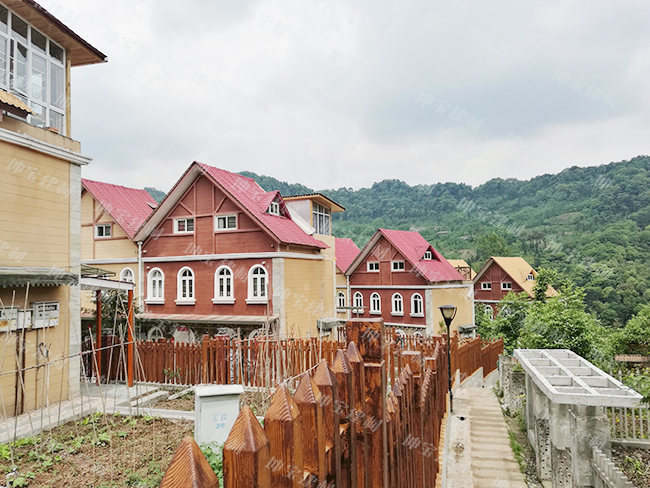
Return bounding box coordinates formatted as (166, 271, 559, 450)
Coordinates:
(176, 266, 195, 303)
(337, 292, 346, 309)
(213, 266, 234, 304)
(146, 268, 164, 303)
(410, 293, 423, 316)
(119, 267, 134, 283)
(485, 305, 494, 319)
(391, 293, 403, 316)
(370, 292, 381, 314)
(247, 265, 268, 303)
(353, 292, 363, 311)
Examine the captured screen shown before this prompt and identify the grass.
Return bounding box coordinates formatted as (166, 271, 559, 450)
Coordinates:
(508, 430, 526, 474)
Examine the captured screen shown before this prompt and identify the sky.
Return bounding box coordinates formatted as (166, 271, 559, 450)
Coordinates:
(40, 0, 650, 193)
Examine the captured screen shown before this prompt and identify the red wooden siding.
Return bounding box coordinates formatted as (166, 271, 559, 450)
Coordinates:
(474, 261, 525, 303)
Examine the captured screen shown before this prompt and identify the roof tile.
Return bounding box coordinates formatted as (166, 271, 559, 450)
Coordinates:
(335, 238, 360, 273)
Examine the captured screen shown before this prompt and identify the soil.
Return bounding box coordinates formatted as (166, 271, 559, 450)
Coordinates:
(154, 392, 195, 411)
(0, 413, 193, 487)
(611, 445, 650, 487)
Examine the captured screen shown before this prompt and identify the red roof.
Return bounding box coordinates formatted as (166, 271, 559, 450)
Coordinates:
(335, 238, 360, 273)
(197, 163, 327, 249)
(82, 179, 157, 240)
(378, 229, 465, 282)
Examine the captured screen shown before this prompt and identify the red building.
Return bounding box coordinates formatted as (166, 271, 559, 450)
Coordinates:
(473, 256, 558, 316)
(344, 229, 473, 336)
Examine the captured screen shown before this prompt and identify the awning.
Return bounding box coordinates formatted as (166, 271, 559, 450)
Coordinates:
(80, 277, 135, 292)
(0, 89, 34, 118)
(0, 266, 78, 287)
(137, 313, 278, 325)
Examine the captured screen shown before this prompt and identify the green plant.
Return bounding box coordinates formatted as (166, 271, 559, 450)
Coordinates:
(10, 471, 35, 487)
(508, 431, 525, 474)
(200, 442, 224, 485)
(625, 455, 645, 476)
(0, 443, 11, 460)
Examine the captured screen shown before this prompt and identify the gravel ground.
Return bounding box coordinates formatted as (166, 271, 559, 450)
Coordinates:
(611, 445, 650, 487)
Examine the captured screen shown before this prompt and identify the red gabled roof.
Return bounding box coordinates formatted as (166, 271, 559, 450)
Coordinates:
(197, 163, 327, 249)
(335, 238, 360, 273)
(378, 229, 465, 282)
(82, 179, 157, 240)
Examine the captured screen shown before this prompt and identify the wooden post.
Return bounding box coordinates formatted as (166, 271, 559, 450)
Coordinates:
(352, 318, 387, 488)
(402, 351, 423, 488)
(223, 406, 271, 487)
(313, 359, 342, 488)
(264, 385, 303, 488)
(160, 436, 220, 488)
(95, 289, 101, 385)
(293, 372, 326, 485)
(127, 288, 134, 387)
(346, 341, 366, 488)
(332, 349, 357, 488)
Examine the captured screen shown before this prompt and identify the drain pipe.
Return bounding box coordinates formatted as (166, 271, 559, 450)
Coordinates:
(137, 241, 143, 308)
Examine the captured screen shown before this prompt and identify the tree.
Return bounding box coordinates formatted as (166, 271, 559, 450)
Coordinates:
(474, 232, 511, 267)
(489, 292, 530, 354)
(616, 304, 650, 354)
(533, 268, 559, 302)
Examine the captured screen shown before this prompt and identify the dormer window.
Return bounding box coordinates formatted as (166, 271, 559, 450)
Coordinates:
(268, 201, 280, 215)
(527, 273, 534, 281)
(423, 250, 433, 260)
(174, 218, 194, 233)
(312, 202, 331, 235)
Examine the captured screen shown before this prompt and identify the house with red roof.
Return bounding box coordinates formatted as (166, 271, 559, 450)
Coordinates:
(131, 162, 344, 340)
(345, 229, 474, 336)
(80, 179, 157, 304)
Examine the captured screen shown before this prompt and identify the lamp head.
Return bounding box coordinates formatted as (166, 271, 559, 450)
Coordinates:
(439, 304, 457, 327)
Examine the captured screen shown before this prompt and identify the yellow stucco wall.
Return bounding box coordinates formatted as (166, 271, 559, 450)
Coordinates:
(429, 286, 474, 335)
(282, 251, 336, 338)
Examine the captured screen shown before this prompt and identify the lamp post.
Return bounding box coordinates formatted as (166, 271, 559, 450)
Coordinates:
(439, 304, 457, 413)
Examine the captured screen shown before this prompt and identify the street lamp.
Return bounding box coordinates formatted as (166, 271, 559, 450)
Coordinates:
(439, 304, 457, 413)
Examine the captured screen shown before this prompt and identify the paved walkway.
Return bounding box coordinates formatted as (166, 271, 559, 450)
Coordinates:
(446, 386, 527, 488)
(0, 382, 194, 443)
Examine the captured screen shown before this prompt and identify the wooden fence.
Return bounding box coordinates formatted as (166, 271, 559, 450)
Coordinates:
(134, 331, 501, 390)
(160, 319, 503, 488)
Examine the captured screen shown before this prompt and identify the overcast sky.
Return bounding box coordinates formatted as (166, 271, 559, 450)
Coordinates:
(41, 0, 650, 192)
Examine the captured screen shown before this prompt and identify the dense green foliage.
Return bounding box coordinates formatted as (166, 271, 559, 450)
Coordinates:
(144, 187, 166, 203)
(245, 155, 650, 328)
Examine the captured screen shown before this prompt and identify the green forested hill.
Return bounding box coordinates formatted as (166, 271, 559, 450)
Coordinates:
(243, 155, 650, 328)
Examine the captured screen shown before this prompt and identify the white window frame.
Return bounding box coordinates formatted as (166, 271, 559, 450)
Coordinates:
(94, 223, 111, 238)
(485, 305, 494, 319)
(247, 265, 268, 304)
(410, 293, 423, 317)
(213, 265, 235, 304)
(174, 217, 194, 234)
(268, 201, 280, 216)
(145, 268, 164, 305)
(370, 292, 381, 315)
(119, 267, 134, 284)
(391, 293, 403, 316)
(367, 262, 379, 272)
(353, 292, 363, 310)
(175, 266, 196, 305)
(481, 282, 492, 290)
(392, 261, 405, 272)
(312, 202, 331, 235)
(215, 214, 237, 231)
(502, 282, 512, 291)
(337, 292, 346, 310)
(423, 250, 433, 260)
(527, 273, 534, 281)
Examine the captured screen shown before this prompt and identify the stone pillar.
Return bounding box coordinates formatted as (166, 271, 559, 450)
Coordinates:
(569, 405, 610, 488)
(531, 381, 553, 483)
(549, 401, 573, 487)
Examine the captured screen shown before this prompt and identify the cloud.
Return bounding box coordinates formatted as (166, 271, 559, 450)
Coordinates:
(42, 0, 650, 191)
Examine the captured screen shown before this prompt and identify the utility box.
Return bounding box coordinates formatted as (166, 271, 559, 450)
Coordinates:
(194, 384, 244, 446)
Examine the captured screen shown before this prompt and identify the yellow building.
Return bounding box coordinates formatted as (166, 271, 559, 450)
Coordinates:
(0, 1, 104, 416)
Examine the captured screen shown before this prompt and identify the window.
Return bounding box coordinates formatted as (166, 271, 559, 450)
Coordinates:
(0, 7, 66, 132)
(176, 267, 195, 304)
(392, 261, 405, 271)
(353, 292, 363, 310)
(268, 201, 280, 215)
(146, 268, 164, 304)
(119, 268, 134, 283)
(95, 224, 111, 238)
(410, 293, 423, 316)
(174, 218, 194, 233)
(367, 262, 379, 272)
(423, 250, 433, 260)
(502, 282, 512, 290)
(391, 293, 403, 316)
(527, 273, 534, 281)
(370, 292, 381, 314)
(337, 292, 346, 309)
(312, 202, 331, 235)
(485, 305, 494, 319)
(247, 265, 268, 303)
(215, 214, 237, 231)
(213, 266, 234, 304)
(481, 282, 492, 290)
